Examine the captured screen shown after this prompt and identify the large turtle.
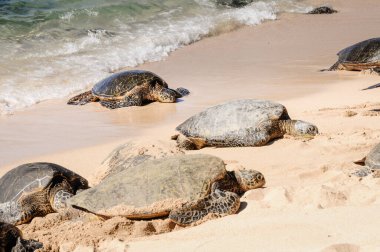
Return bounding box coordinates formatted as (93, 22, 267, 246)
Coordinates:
(67, 70, 190, 109)
(353, 142, 380, 177)
(69, 154, 265, 225)
(327, 38, 380, 74)
(0, 221, 42, 252)
(0, 162, 89, 225)
(172, 99, 318, 150)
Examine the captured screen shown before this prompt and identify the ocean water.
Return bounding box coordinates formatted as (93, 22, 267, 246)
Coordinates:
(0, 0, 311, 114)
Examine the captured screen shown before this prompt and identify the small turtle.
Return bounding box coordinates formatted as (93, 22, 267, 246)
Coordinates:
(327, 38, 380, 73)
(69, 154, 265, 226)
(172, 99, 318, 150)
(308, 6, 337, 14)
(67, 70, 189, 109)
(0, 222, 43, 252)
(353, 143, 380, 177)
(0, 162, 89, 225)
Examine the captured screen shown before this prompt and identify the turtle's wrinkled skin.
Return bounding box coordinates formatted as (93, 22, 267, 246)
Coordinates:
(353, 143, 380, 177)
(328, 38, 380, 73)
(0, 222, 43, 252)
(173, 99, 318, 150)
(0, 163, 89, 225)
(67, 70, 189, 109)
(69, 154, 265, 226)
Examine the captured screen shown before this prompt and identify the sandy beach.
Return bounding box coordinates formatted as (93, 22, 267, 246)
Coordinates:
(1, 0, 380, 251)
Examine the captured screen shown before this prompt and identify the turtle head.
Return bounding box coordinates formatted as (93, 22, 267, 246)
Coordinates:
(235, 169, 265, 192)
(293, 120, 319, 136)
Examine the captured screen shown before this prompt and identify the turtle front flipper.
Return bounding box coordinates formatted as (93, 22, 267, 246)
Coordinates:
(169, 189, 240, 226)
(67, 90, 99, 105)
(0, 201, 24, 225)
(100, 94, 143, 109)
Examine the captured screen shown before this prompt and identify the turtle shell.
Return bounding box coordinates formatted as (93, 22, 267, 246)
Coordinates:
(92, 70, 168, 98)
(336, 38, 380, 69)
(99, 139, 184, 182)
(68, 154, 226, 218)
(0, 163, 88, 203)
(365, 143, 380, 170)
(176, 99, 290, 143)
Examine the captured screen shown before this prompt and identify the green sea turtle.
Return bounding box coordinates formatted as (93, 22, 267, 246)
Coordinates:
(327, 38, 380, 74)
(67, 70, 189, 109)
(0, 221, 43, 252)
(0, 162, 89, 225)
(172, 99, 318, 150)
(69, 154, 265, 225)
(353, 143, 380, 177)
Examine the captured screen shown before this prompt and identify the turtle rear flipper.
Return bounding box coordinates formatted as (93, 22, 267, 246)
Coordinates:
(174, 134, 206, 150)
(67, 90, 99, 105)
(168, 189, 240, 226)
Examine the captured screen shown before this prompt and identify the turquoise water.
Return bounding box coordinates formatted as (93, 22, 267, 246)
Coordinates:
(0, 0, 310, 114)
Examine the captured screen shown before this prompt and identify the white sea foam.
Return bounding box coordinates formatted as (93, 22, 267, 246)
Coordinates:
(0, 0, 311, 114)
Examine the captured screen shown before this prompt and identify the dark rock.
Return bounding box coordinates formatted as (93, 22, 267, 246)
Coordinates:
(217, 0, 254, 8)
(308, 6, 337, 14)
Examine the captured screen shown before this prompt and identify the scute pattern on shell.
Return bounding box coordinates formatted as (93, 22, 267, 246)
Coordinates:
(0, 163, 87, 204)
(176, 99, 290, 146)
(337, 38, 380, 65)
(92, 70, 168, 98)
(69, 154, 226, 218)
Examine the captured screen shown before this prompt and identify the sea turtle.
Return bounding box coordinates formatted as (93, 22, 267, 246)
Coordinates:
(0, 222, 43, 252)
(308, 6, 337, 14)
(68, 154, 265, 225)
(353, 143, 380, 177)
(67, 70, 190, 109)
(172, 99, 318, 150)
(327, 38, 380, 74)
(0, 162, 89, 225)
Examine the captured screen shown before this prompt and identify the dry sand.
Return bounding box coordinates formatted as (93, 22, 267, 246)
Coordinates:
(1, 0, 380, 251)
